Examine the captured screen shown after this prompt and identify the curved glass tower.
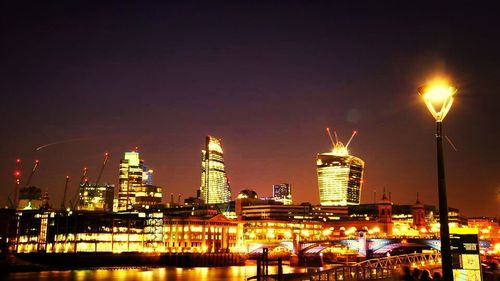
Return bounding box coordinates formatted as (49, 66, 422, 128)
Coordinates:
(200, 136, 231, 204)
(317, 141, 364, 206)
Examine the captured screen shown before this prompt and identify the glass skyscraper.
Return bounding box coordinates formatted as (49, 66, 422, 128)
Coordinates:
(118, 151, 160, 211)
(316, 142, 364, 206)
(118, 151, 143, 211)
(200, 136, 231, 204)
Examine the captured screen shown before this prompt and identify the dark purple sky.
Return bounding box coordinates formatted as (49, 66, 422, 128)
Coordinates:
(1, 2, 499, 216)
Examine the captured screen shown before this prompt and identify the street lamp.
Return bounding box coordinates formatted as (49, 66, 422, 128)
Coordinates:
(418, 80, 457, 281)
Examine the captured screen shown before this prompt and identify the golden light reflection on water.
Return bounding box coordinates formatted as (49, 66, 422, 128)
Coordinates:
(193, 267, 209, 281)
(7, 264, 313, 281)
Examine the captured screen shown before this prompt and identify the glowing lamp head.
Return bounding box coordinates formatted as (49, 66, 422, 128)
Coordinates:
(418, 80, 457, 122)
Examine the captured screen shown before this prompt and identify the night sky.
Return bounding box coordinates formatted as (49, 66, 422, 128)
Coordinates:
(1, 2, 499, 216)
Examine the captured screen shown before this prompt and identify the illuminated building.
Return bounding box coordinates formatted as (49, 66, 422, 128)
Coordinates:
(118, 151, 142, 211)
(134, 184, 162, 208)
(78, 182, 114, 212)
(377, 191, 393, 235)
(15, 210, 243, 254)
(467, 217, 500, 240)
(272, 183, 292, 205)
(243, 220, 328, 244)
(240, 203, 348, 221)
(17, 186, 43, 210)
(316, 131, 364, 206)
(118, 151, 158, 211)
(412, 194, 426, 230)
(200, 136, 231, 204)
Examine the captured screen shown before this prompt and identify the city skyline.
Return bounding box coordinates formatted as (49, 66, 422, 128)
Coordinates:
(1, 3, 499, 217)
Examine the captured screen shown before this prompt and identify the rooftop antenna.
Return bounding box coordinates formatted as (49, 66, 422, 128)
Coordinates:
(345, 130, 357, 149)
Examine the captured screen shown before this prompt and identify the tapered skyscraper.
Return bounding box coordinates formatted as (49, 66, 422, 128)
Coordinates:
(200, 136, 231, 204)
(317, 129, 364, 206)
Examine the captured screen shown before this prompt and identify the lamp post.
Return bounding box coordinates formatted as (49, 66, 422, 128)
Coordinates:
(418, 81, 457, 281)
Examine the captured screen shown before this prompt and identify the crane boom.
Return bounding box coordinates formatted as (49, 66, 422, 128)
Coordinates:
(326, 128, 336, 147)
(95, 152, 109, 184)
(61, 176, 70, 210)
(345, 130, 357, 148)
(80, 167, 88, 184)
(25, 160, 40, 187)
(11, 158, 21, 209)
(69, 167, 88, 210)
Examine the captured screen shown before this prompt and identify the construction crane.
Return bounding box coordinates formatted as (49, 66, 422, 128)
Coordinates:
(80, 167, 88, 184)
(9, 158, 22, 209)
(61, 176, 70, 210)
(95, 152, 110, 184)
(326, 128, 336, 147)
(345, 130, 357, 149)
(325, 127, 358, 155)
(24, 160, 40, 187)
(69, 167, 88, 210)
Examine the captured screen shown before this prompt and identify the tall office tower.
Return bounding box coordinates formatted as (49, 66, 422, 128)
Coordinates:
(316, 129, 365, 206)
(118, 151, 161, 211)
(118, 151, 144, 211)
(200, 135, 231, 204)
(78, 182, 114, 211)
(272, 183, 293, 205)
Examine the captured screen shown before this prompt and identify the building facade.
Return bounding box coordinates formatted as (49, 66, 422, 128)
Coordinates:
(200, 136, 231, 204)
(17, 186, 43, 210)
(316, 142, 364, 206)
(78, 182, 114, 212)
(15, 210, 243, 254)
(272, 183, 293, 205)
(135, 184, 162, 207)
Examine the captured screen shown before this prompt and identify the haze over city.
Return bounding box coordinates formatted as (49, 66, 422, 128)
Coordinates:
(1, 2, 499, 217)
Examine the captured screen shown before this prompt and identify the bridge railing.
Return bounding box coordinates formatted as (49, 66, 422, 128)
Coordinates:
(355, 252, 441, 269)
(247, 253, 442, 281)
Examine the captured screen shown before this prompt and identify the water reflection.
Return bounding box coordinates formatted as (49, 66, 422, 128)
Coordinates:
(6, 263, 316, 281)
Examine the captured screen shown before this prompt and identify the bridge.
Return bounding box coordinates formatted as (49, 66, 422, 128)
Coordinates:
(300, 238, 441, 256)
(249, 237, 491, 259)
(247, 252, 442, 281)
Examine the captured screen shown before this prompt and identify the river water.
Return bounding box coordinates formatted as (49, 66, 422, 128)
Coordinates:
(5, 263, 323, 281)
